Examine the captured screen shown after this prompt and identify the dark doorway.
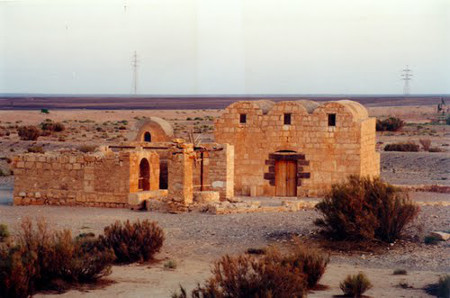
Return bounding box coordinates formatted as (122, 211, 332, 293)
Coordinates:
(144, 132, 151, 142)
(139, 158, 150, 191)
(159, 160, 168, 189)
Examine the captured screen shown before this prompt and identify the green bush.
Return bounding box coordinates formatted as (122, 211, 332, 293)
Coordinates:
(384, 142, 420, 152)
(40, 109, 49, 114)
(315, 176, 419, 242)
(102, 220, 164, 263)
(17, 126, 40, 141)
(376, 117, 405, 131)
(0, 219, 114, 297)
(339, 272, 372, 297)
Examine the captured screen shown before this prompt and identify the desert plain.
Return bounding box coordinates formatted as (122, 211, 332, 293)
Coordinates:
(0, 97, 449, 297)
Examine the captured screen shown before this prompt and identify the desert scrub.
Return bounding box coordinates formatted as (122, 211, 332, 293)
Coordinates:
(0, 224, 9, 242)
(384, 142, 420, 152)
(77, 145, 97, 153)
(173, 246, 328, 298)
(425, 275, 450, 298)
(39, 120, 65, 132)
(393, 269, 407, 275)
(164, 259, 177, 269)
(0, 218, 115, 298)
(102, 219, 164, 263)
(315, 176, 419, 242)
(339, 272, 372, 297)
(17, 125, 41, 141)
(27, 145, 45, 153)
(376, 117, 405, 131)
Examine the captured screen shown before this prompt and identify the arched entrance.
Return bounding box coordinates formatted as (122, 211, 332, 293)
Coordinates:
(138, 158, 150, 191)
(274, 151, 298, 197)
(264, 150, 308, 197)
(144, 132, 151, 142)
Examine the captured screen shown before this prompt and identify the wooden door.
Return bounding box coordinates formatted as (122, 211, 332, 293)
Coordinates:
(275, 160, 297, 197)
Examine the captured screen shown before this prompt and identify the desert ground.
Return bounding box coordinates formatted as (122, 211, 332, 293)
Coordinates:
(0, 98, 449, 297)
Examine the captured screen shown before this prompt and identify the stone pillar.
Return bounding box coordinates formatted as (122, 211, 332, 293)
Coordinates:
(167, 143, 194, 212)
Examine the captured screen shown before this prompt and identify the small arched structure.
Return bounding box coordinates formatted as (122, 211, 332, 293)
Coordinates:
(138, 158, 150, 191)
(134, 117, 174, 143)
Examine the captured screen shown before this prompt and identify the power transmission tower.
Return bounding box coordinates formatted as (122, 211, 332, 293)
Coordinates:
(132, 51, 139, 95)
(401, 65, 413, 96)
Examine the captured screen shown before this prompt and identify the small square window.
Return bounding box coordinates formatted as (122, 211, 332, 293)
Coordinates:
(284, 113, 291, 125)
(240, 114, 247, 124)
(328, 114, 336, 126)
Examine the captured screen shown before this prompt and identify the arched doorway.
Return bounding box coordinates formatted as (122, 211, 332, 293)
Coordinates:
(144, 132, 151, 142)
(269, 150, 299, 197)
(138, 158, 150, 191)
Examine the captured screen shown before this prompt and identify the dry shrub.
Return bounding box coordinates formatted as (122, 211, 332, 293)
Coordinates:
(40, 120, 65, 132)
(173, 246, 329, 298)
(376, 117, 405, 132)
(384, 142, 419, 152)
(429, 147, 444, 153)
(315, 176, 419, 243)
(419, 139, 432, 151)
(0, 224, 9, 242)
(339, 272, 372, 297)
(77, 145, 97, 153)
(102, 220, 164, 263)
(17, 126, 40, 141)
(27, 146, 44, 153)
(0, 219, 114, 298)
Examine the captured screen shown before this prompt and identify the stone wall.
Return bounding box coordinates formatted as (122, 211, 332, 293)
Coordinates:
(12, 149, 159, 207)
(192, 143, 234, 200)
(215, 100, 380, 197)
(167, 143, 195, 212)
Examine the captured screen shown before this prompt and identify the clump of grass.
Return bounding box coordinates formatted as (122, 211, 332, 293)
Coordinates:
(384, 142, 420, 152)
(393, 269, 407, 275)
(424, 275, 450, 298)
(27, 145, 44, 153)
(164, 259, 177, 270)
(77, 145, 97, 153)
(246, 247, 266, 255)
(424, 235, 441, 245)
(0, 224, 9, 242)
(339, 272, 373, 297)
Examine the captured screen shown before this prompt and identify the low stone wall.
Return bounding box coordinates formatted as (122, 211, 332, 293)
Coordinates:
(12, 149, 159, 208)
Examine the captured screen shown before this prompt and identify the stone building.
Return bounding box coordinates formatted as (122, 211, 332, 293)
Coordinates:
(215, 100, 379, 197)
(12, 99, 379, 210)
(12, 117, 234, 211)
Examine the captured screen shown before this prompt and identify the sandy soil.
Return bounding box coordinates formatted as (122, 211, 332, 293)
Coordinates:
(1, 104, 449, 297)
(0, 198, 449, 297)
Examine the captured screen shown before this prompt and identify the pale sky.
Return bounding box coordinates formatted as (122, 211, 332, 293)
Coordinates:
(0, 0, 449, 95)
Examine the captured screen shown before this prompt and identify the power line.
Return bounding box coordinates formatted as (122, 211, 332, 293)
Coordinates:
(401, 65, 413, 96)
(132, 51, 139, 95)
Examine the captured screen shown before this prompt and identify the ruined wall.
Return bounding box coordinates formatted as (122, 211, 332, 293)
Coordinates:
(215, 100, 380, 197)
(167, 143, 194, 212)
(12, 149, 159, 207)
(192, 143, 234, 200)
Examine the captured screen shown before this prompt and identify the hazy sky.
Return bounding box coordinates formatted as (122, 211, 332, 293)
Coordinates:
(1, 0, 449, 95)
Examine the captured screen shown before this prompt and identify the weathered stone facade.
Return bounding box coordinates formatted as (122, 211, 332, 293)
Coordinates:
(215, 100, 380, 197)
(12, 148, 159, 207)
